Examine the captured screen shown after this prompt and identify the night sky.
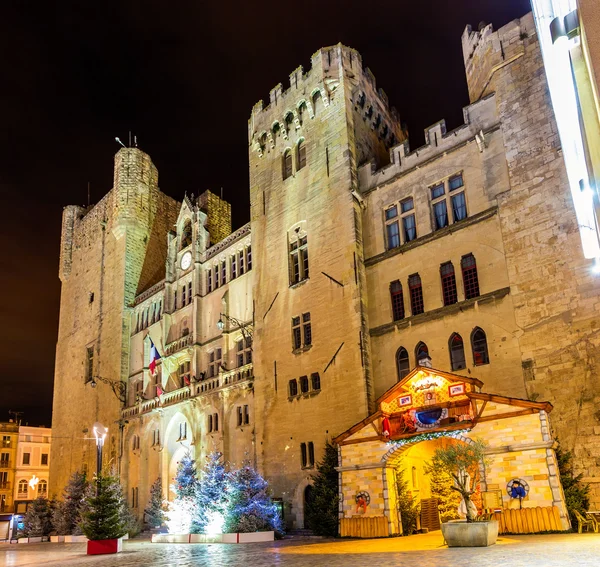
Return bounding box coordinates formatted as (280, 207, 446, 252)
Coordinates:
(0, 0, 531, 426)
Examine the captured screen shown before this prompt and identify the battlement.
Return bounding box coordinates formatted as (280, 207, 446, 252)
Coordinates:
(462, 12, 535, 103)
(358, 94, 499, 193)
(248, 43, 395, 143)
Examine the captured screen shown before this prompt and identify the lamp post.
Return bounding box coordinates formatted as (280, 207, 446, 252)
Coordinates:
(92, 422, 108, 495)
(216, 313, 253, 349)
(89, 376, 127, 404)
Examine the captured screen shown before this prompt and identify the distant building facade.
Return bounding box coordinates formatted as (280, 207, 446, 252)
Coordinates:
(50, 11, 600, 529)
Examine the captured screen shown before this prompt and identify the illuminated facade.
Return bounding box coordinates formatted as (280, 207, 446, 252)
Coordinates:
(51, 11, 600, 530)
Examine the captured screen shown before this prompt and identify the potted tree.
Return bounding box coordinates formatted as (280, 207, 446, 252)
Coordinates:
(428, 438, 498, 547)
(80, 474, 128, 555)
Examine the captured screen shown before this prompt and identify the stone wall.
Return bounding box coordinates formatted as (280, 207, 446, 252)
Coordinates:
(198, 190, 232, 246)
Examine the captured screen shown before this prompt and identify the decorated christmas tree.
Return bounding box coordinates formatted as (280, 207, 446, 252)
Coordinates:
(191, 452, 228, 534)
(144, 477, 165, 528)
(424, 462, 461, 523)
(79, 474, 128, 541)
(52, 470, 88, 535)
(23, 496, 54, 537)
(225, 462, 283, 534)
(304, 441, 339, 537)
(396, 460, 420, 535)
(165, 453, 199, 534)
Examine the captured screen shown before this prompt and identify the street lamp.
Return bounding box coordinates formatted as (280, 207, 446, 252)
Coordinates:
(216, 313, 253, 348)
(89, 376, 127, 404)
(92, 422, 108, 494)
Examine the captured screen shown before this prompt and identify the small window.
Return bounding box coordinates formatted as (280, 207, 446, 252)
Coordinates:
(415, 342, 429, 364)
(292, 316, 301, 350)
(221, 260, 227, 285)
(401, 198, 417, 242)
(239, 249, 245, 275)
(38, 479, 48, 495)
(302, 313, 312, 346)
(441, 262, 458, 306)
(471, 327, 489, 365)
(214, 265, 220, 289)
(451, 192, 467, 222)
(174, 290, 178, 310)
(311, 372, 321, 391)
(188, 282, 192, 305)
(308, 442, 315, 467)
(247, 246, 252, 271)
(289, 379, 298, 397)
(23, 453, 30, 466)
(449, 333, 466, 370)
(85, 346, 94, 383)
(231, 254, 237, 279)
(300, 376, 309, 394)
(396, 347, 410, 380)
(289, 234, 309, 285)
(408, 274, 424, 315)
(243, 405, 250, 425)
(237, 406, 243, 427)
(297, 141, 306, 170)
(300, 443, 307, 468)
(390, 280, 405, 321)
(208, 414, 213, 433)
(449, 173, 464, 191)
(182, 284, 187, 306)
(18, 479, 28, 496)
(207, 269, 213, 293)
(431, 183, 445, 199)
(461, 254, 480, 299)
(385, 205, 400, 250)
(41, 453, 48, 466)
(283, 150, 293, 180)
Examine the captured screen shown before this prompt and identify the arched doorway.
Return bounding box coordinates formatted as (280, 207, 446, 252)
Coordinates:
(303, 485, 314, 529)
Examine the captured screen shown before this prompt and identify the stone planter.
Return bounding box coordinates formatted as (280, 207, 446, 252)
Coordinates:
(152, 531, 275, 544)
(50, 536, 65, 543)
(87, 537, 123, 555)
(441, 520, 498, 547)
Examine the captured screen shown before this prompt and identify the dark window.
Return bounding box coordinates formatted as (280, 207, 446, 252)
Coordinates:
(390, 280, 405, 321)
(214, 413, 219, 431)
(308, 442, 315, 467)
(174, 289, 178, 309)
(231, 254, 237, 279)
(461, 254, 480, 299)
(243, 405, 250, 425)
(23, 453, 30, 465)
(396, 347, 410, 380)
(415, 342, 429, 364)
(300, 376, 309, 394)
(311, 372, 321, 390)
(289, 379, 298, 397)
(297, 141, 306, 170)
(207, 270, 212, 293)
(440, 262, 458, 306)
(401, 198, 417, 242)
(450, 333, 466, 370)
(208, 414, 213, 433)
(385, 205, 400, 249)
(283, 150, 293, 180)
(292, 316, 302, 350)
(289, 235, 309, 284)
(247, 246, 252, 270)
(237, 406, 243, 426)
(471, 327, 489, 366)
(239, 250, 245, 275)
(214, 265, 220, 289)
(188, 282, 192, 305)
(302, 313, 312, 346)
(300, 443, 307, 468)
(408, 274, 424, 315)
(182, 285, 187, 306)
(86, 346, 94, 383)
(237, 340, 245, 368)
(221, 261, 227, 285)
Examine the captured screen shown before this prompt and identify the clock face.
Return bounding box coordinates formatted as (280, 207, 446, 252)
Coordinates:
(180, 251, 192, 271)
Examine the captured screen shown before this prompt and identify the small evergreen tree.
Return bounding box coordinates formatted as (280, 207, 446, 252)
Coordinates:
(424, 463, 461, 523)
(52, 471, 88, 535)
(145, 478, 165, 528)
(165, 453, 199, 534)
(396, 462, 420, 535)
(225, 463, 283, 534)
(79, 475, 128, 540)
(192, 452, 228, 534)
(556, 439, 590, 527)
(304, 441, 339, 537)
(23, 497, 54, 537)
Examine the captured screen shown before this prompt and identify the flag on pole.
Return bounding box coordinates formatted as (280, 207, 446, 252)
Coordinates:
(156, 385, 164, 397)
(149, 339, 161, 375)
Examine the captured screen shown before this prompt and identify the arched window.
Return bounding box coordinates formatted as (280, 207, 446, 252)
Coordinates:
(298, 101, 307, 125)
(285, 112, 294, 131)
(180, 221, 192, 249)
(441, 262, 458, 306)
(18, 479, 28, 496)
(461, 254, 480, 299)
(297, 140, 306, 171)
(415, 342, 429, 364)
(390, 280, 405, 321)
(38, 480, 48, 495)
(282, 149, 293, 180)
(396, 347, 410, 380)
(449, 333, 466, 370)
(471, 327, 489, 365)
(408, 273, 424, 315)
(312, 90, 323, 116)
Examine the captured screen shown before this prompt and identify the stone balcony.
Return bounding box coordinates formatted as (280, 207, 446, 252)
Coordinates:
(122, 363, 254, 419)
(164, 333, 193, 356)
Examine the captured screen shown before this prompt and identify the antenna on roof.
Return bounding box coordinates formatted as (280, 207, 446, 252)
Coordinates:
(128, 131, 132, 147)
(134, 135, 138, 147)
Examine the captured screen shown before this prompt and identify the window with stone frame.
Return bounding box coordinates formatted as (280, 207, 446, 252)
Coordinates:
(243, 404, 249, 425)
(187, 283, 192, 305)
(237, 337, 252, 367)
(431, 173, 467, 231)
(415, 341, 429, 364)
(283, 149, 293, 180)
(289, 232, 309, 285)
(174, 290, 178, 311)
(302, 313, 312, 346)
(297, 140, 306, 170)
(449, 333, 466, 370)
(299, 375, 309, 394)
(308, 442, 315, 467)
(214, 264, 220, 289)
(237, 406, 243, 427)
(38, 479, 48, 495)
(23, 453, 30, 465)
(471, 327, 489, 366)
(208, 414, 213, 433)
(208, 348, 222, 378)
(440, 262, 458, 306)
(41, 453, 48, 466)
(385, 205, 400, 250)
(221, 260, 227, 285)
(231, 253, 237, 279)
(182, 284, 187, 306)
(396, 347, 410, 380)
(247, 245, 252, 270)
(408, 274, 424, 315)
(300, 443, 307, 468)
(213, 413, 219, 431)
(85, 346, 94, 383)
(292, 316, 302, 350)
(461, 253, 480, 299)
(311, 372, 321, 391)
(400, 197, 417, 242)
(291, 313, 312, 350)
(390, 280, 405, 321)
(178, 360, 191, 386)
(207, 269, 213, 293)
(239, 249, 245, 275)
(289, 379, 298, 397)
(18, 479, 28, 497)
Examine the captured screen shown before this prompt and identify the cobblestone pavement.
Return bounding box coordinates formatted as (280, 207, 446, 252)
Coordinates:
(1, 532, 600, 567)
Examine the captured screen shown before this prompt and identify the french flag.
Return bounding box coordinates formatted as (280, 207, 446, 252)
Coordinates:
(149, 339, 161, 376)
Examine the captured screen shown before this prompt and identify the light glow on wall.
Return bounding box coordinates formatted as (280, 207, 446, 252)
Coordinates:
(531, 0, 600, 260)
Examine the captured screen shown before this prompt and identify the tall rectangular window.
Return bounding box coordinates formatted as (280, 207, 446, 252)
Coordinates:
(214, 265, 220, 289)
(174, 290, 178, 310)
(231, 254, 237, 279)
(243, 404, 249, 424)
(292, 316, 302, 350)
(208, 414, 213, 433)
(302, 313, 312, 346)
(213, 413, 219, 431)
(449, 173, 467, 222)
(23, 453, 30, 465)
(239, 250, 245, 275)
(208, 350, 221, 378)
(237, 406, 243, 427)
(308, 442, 315, 467)
(187, 282, 192, 305)
(289, 235, 309, 285)
(182, 284, 187, 306)
(408, 274, 424, 315)
(247, 246, 252, 270)
(385, 205, 400, 249)
(207, 269, 213, 293)
(311, 372, 321, 391)
(401, 198, 417, 242)
(461, 253, 480, 299)
(283, 150, 293, 180)
(390, 280, 405, 321)
(440, 262, 458, 306)
(297, 142, 306, 169)
(86, 346, 94, 383)
(431, 182, 448, 230)
(300, 443, 307, 468)
(221, 260, 227, 285)
(289, 379, 298, 397)
(236, 339, 251, 367)
(300, 375, 309, 394)
(431, 174, 467, 230)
